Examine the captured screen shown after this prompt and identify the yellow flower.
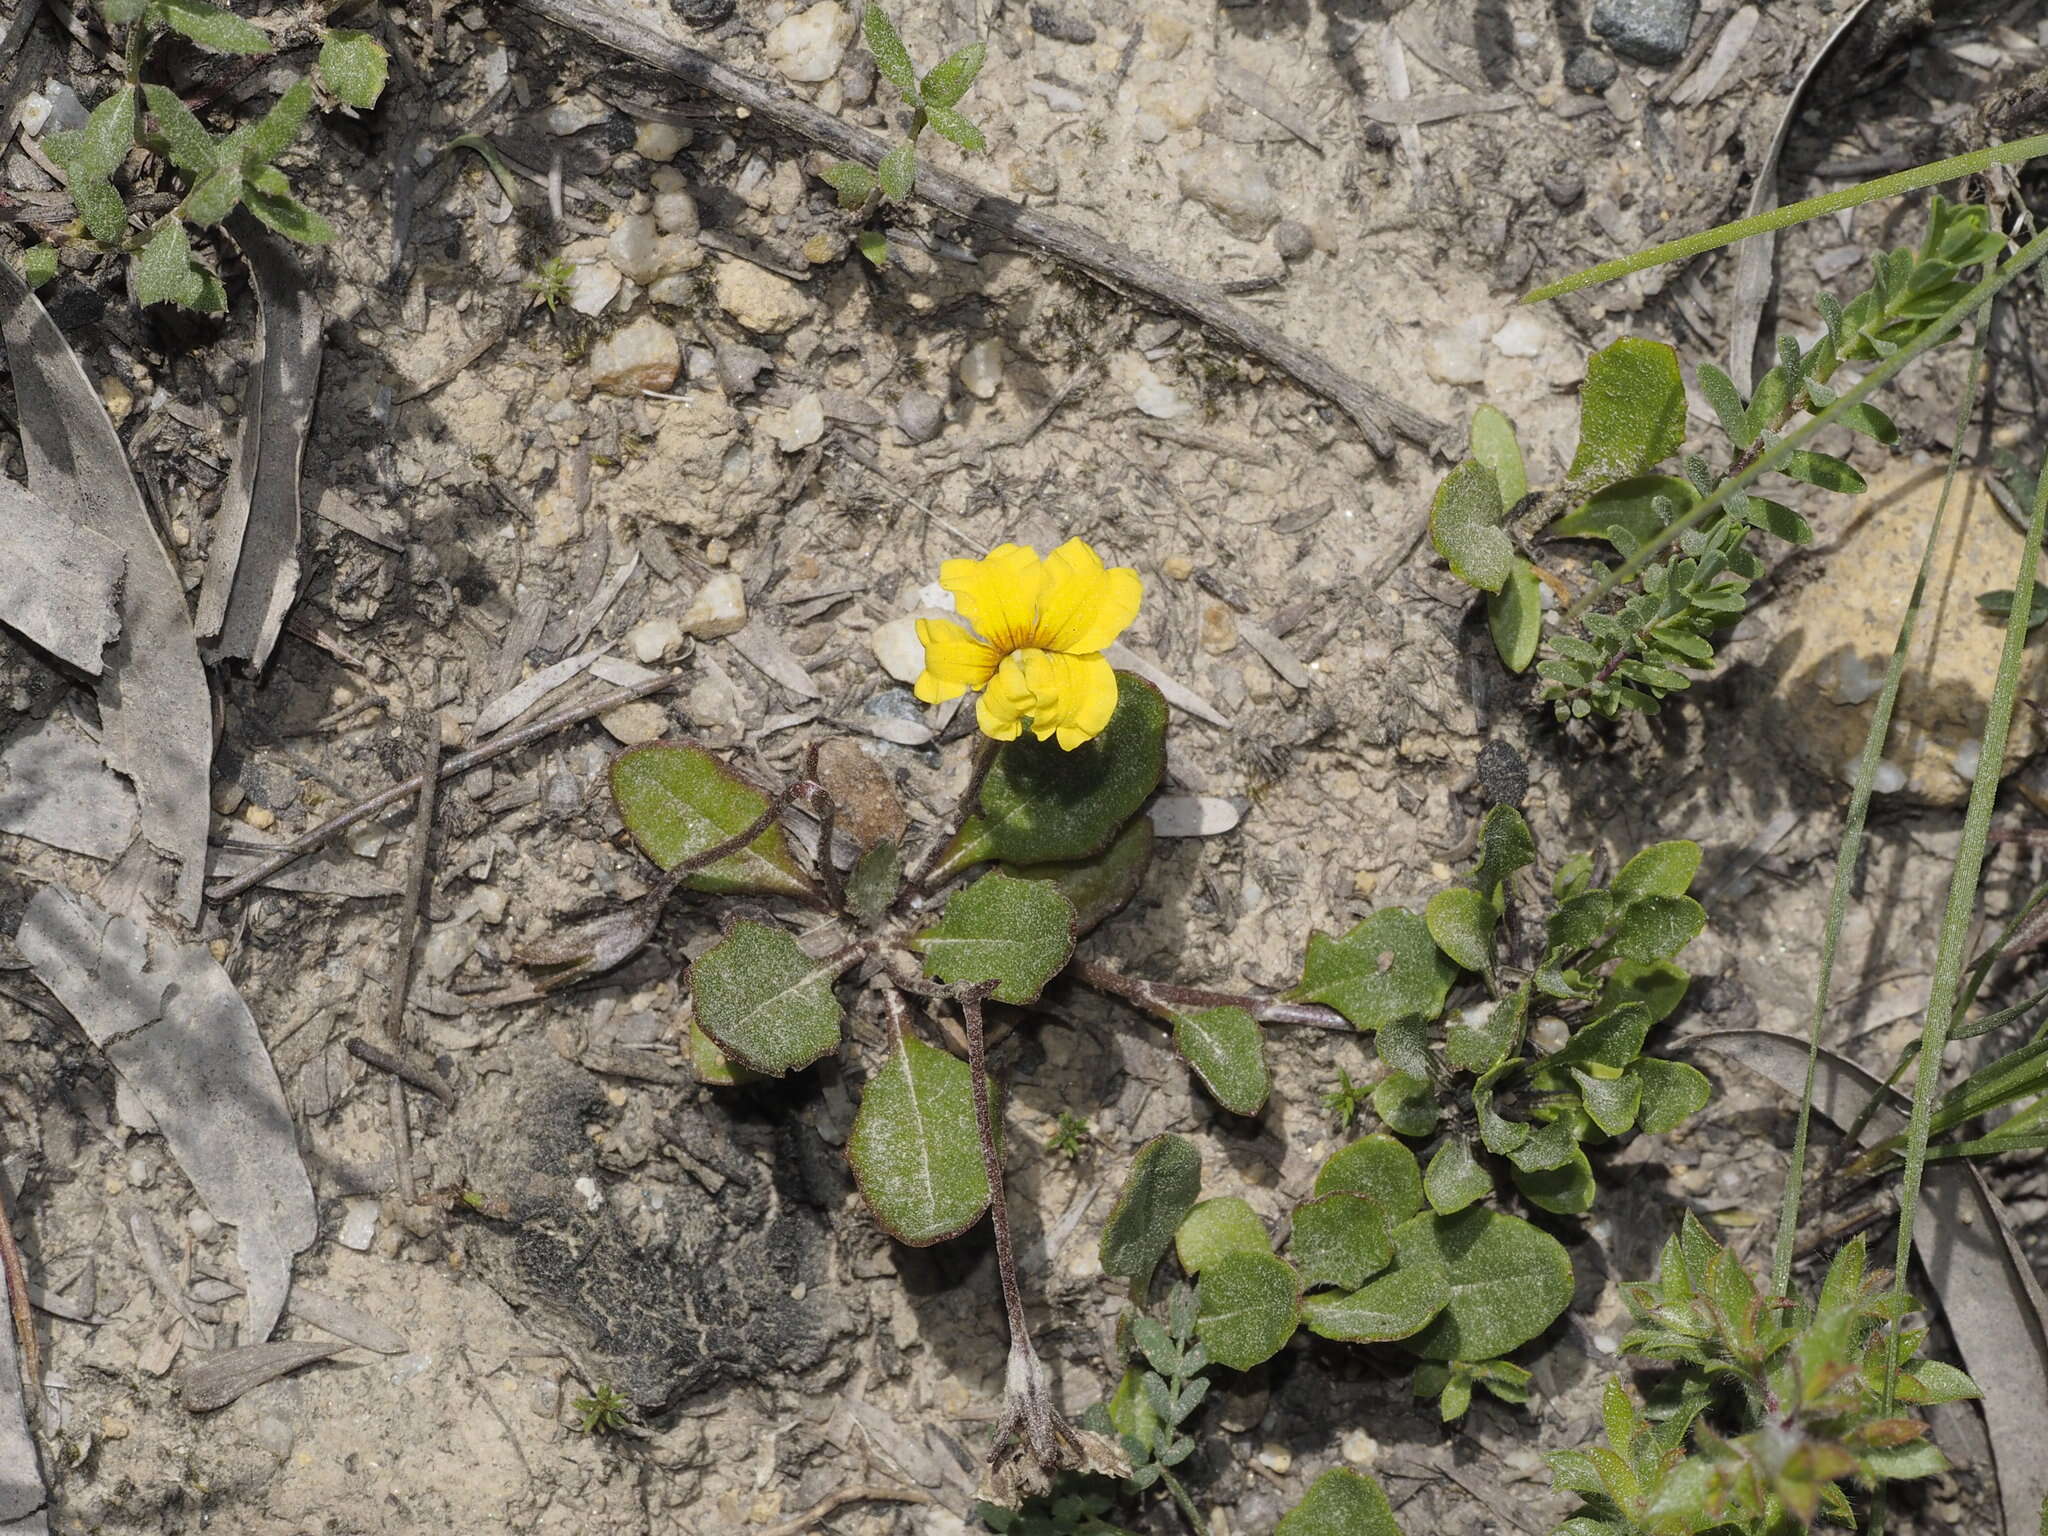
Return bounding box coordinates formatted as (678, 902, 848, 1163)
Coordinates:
(914, 539, 1143, 750)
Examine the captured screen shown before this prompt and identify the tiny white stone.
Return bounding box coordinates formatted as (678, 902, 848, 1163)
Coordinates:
(1134, 376, 1190, 419)
(588, 316, 681, 396)
(683, 573, 749, 639)
(566, 260, 623, 318)
(1491, 311, 1548, 358)
(339, 1196, 380, 1251)
(765, 1, 852, 83)
(573, 1175, 604, 1213)
(628, 617, 684, 663)
(1952, 738, 1982, 779)
(600, 700, 671, 745)
(957, 338, 1005, 400)
(776, 391, 826, 452)
(544, 96, 611, 135)
(635, 120, 687, 162)
(871, 615, 929, 684)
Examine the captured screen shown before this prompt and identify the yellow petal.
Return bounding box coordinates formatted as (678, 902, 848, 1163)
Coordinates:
(976, 651, 1038, 740)
(1003, 648, 1119, 750)
(1036, 538, 1143, 655)
(914, 618, 999, 703)
(942, 543, 1044, 651)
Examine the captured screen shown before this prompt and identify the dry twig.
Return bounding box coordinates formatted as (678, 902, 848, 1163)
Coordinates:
(755, 1483, 933, 1536)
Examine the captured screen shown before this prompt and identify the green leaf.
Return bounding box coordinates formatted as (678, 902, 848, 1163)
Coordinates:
(1294, 908, 1459, 1033)
(1371, 1071, 1440, 1137)
(1289, 1193, 1393, 1292)
(923, 102, 984, 153)
(1007, 816, 1152, 936)
(688, 919, 848, 1076)
(1423, 1136, 1494, 1215)
(1175, 1196, 1272, 1274)
(1195, 1250, 1300, 1371)
(1488, 559, 1543, 673)
(22, 245, 57, 288)
(609, 743, 817, 899)
(242, 181, 336, 244)
(1513, 1146, 1598, 1214)
(162, 0, 272, 53)
(1425, 887, 1495, 977)
(844, 839, 902, 925)
(862, 3, 920, 103)
(1694, 362, 1752, 446)
(856, 229, 890, 267)
(72, 85, 138, 177)
(1469, 404, 1528, 507)
(1315, 1134, 1425, 1221)
(1745, 496, 1814, 545)
(1778, 448, 1866, 495)
(920, 40, 987, 107)
(1569, 338, 1687, 488)
(1633, 1057, 1712, 1134)
(1397, 1208, 1575, 1361)
(876, 139, 916, 202)
(134, 220, 205, 308)
(1611, 895, 1706, 962)
(70, 175, 129, 244)
(1275, 1469, 1404, 1536)
(1553, 474, 1698, 547)
(1100, 1134, 1203, 1283)
(1546, 890, 1614, 954)
(1611, 841, 1701, 906)
(1300, 1262, 1447, 1343)
(912, 871, 1074, 1004)
(181, 164, 243, 227)
(1470, 805, 1534, 897)
(1571, 1068, 1641, 1135)
(142, 85, 218, 174)
(965, 674, 1167, 865)
(245, 80, 314, 166)
(1596, 959, 1689, 1023)
(1548, 1003, 1652, 1074)
(1447, 989, 1526, 1073)
(685, 1013, 758, 1086)
(1838, 401, 1899, 444)
(821, 160, 878, 209)
(1429, 460, 1512, 593)
(95, 0, 148, 19)
(317, 29, 389, 109)
(847, 1034, 989, 1243)
(1170, 1005, 1269, 1116)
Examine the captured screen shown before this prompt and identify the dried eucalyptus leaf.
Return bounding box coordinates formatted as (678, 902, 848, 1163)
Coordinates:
(182, 1341, 344, 1412)
(0, 477, 121, 672)
(1168, 1005, 1268, 1116)
(1174, 1196, 1271, 1275)
(1394, 1208, 1573, 1361)
(1100, 1134, 1202, 1283)
(1194, 1250, 1300, 1371)
(688, 919, 847, 1076)
(18, 886, 316, 1341)
(848, 1034, 988, 1244)
(911, 871, 1075, 1005)
(610, 743, 816, 898)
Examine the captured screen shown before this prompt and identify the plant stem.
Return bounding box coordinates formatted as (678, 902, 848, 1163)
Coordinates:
(1157, 1467, 1210, 1536)
(1070, 955, 1349, 1029)
(904, 734, 997, 898)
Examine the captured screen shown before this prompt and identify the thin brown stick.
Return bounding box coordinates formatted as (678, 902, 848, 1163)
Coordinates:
(904, 735, 998, 899)
(207, 670, 684, 902)
(0, 1126, 39, 1409)
(511, 0, 1444, 458)
(1070, 954, 1350, 1029)
(347, 1036, 457, 1108)
(382, 718, 443, 1204)
(755, 1484, 934, 1536)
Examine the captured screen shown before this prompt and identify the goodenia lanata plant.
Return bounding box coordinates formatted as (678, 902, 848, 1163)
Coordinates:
(25, 0, 387, 310)
(823, 2, 988, 266)
(1432, 196, 2005, 722)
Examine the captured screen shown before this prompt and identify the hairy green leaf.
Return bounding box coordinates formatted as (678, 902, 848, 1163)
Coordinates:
(1430, 459, 1512, 593)
(688, 919, 848, 1075)
(920, 41, 987, 107)
(1611, 841, 1700, 906)
(912, 871, 1075, 1004)
(1371, 1071, 1440, 1137)
(862, 3, 920, 102)
(1315, 1134, 1424, 1221)
(134, 220, 206, 308)
(317, 29, 389, 109)
(1195, 1250, 1300, 1370)
(1397, 1208, 1574, 1361)
(242, 181, 336, 244)
(1554, 474, 1698, 547)
(181, 164, 243, 227)
(1100, 1134, 1202, 1283)
(1301, 1262, 1447, 1343)
(1423, 1136, 1494, 1215)
(1007, 816, 1152, 936)
(1275, 1469, 1403, 1536)
(1175, 1196, 1272, 1274)
(1294, 908, 1459, 1033)
(1633, 1057, 1712, 1134)
(1290, 1192, 1393, 1292)
(22, 245, 57, 288)
(821, 160, 878, 208)
(1170, 1005, 1269, 1115)
(143, 85, 219, 174)
(245, 81, 314, 166)
(162, 0, 272, 53)
(876, 139, 916, 202)
(1426, 887, 1495, 977)
(1469, 404, 1528, 507)
(1569, 338, 1686, 488)
(1488, 558, 1543, 673)
(924, 102, 984, 153)
(848, 1034, 988, 1243)
(610, 743, 817, 898)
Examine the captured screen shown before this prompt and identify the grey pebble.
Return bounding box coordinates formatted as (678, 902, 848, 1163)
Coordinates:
(1590, 0, 1698, 65)
(1543, 170, 1586, 209)
(1273, 220, 1314, 263)
(715, 343, 772, 396)
(1563, 48, 1618, 93)
(1029, 5, 1096, 44)
(896, 390, 944, 445)
(669, 0, 734, 27)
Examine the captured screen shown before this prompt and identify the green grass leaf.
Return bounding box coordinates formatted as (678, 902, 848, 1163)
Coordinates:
(1429, 459, 1512, 593)
(1568, 338, 1686, 488)
(609, 743, 817, 898)
(911, 870, 1075, 1003)
(317, 29, 389, 109)
(688, 919, 848, 1075)
(1169, 1004, 1269, 1115)
(1175, 1196, 1272, 1274)
(1100, 1134, 1203, 1283)
(848, 1034, 989, 1243)
(1294, 907, 1459, 1033)
(1195, 1250, 1300, 1370)
(1395, 1208, 1574, 1360)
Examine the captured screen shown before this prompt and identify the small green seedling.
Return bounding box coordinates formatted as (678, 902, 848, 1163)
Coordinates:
(523, 256, 575, 314)
(1322, 1064, 1370, 1132)
(825, 3, 988, 266)
(28, 0, 387, 310)
(1049, 1111, 1093, 1161)
(1434, 196, 2005, 721)
(570, 1382, 634, 1435)
(1549, 1216, 1978, 1534)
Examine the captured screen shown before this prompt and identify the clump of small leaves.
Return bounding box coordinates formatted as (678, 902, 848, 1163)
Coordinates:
(570, 1382, 634, 1435)
(1433, 195, 2005, 720)
(25, 0, 387, 309)
(1049, 1110, 1094, 1161)
(1548, 1216, 1979, 1534)
(824, 3, 987, 266)
(1095, 1130, 1571, 1428)
(1294, 805, 1713, 1227)
(523, 255, 575, 314)
(1322, 1064, 1370, 1132)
